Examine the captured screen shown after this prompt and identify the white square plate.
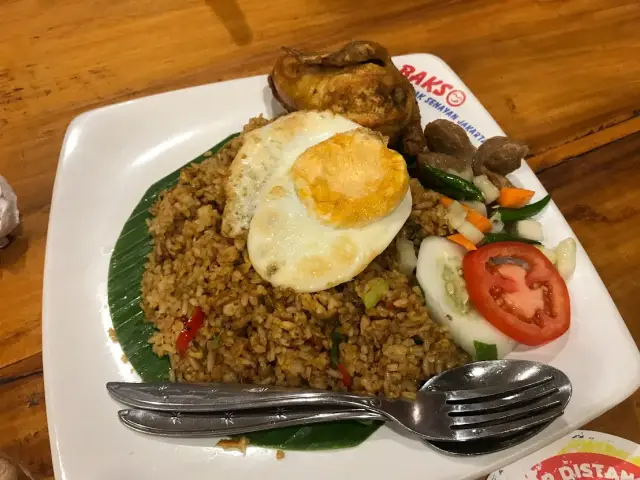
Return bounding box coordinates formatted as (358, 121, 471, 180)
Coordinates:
(43, 54, 640, 480)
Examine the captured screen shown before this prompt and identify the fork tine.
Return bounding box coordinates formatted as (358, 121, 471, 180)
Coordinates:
(451, 407, 563, 442)
(445, 375, 554, 403)
(447, 381, 559, 414)
(449, 394, 563, 427)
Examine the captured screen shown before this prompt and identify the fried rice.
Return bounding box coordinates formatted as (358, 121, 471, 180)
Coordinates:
(142, 116, 470, 399)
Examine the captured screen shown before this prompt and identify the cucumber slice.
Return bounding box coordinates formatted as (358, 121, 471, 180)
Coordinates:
(416, 237, 517, 359)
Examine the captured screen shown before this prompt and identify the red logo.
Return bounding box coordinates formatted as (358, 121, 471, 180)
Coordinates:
(532, 452, 640, 480)
(446, 89, 466, 107)
(400, 64, 466, 107)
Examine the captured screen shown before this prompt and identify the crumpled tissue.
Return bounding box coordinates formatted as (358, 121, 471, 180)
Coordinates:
(0, 176, 20, 248)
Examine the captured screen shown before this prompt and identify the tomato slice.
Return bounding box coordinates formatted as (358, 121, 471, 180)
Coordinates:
(462, 242, 570, 346)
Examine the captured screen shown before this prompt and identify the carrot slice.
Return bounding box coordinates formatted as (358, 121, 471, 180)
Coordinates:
(438, 195, 454, 208)
(440, 195, 473, 212)
(447, 233, 478, 251)
(465, 210, 492, 233)
(498, 187, 535, 208)
(441, 195, 491, 233)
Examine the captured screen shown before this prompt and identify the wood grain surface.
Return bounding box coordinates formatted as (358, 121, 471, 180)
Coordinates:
(0, 0, 638, 477)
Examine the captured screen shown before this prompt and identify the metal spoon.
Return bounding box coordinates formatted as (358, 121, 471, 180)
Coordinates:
(423, 359, 564, 455)
(111, 360, 570, 453)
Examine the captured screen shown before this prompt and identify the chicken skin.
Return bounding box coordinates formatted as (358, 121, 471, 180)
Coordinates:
(269, 41, 425, 157)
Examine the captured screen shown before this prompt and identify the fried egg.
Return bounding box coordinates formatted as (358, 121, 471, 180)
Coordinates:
(222, 110, 412, 292)
(222, 111, 359, 238)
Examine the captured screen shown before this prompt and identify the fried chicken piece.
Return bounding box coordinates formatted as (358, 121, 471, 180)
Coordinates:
(269, 41, 425, 157)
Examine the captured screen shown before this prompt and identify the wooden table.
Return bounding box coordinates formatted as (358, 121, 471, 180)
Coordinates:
(1, 0, 639, 477)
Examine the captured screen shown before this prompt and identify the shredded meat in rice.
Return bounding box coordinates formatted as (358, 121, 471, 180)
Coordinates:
(142, 116, 469, 399)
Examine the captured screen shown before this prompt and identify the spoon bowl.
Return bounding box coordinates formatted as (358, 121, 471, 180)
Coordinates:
(423, 359, 571, 455)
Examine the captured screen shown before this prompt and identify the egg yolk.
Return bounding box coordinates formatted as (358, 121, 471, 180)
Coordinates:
(290, 128, 409, 229)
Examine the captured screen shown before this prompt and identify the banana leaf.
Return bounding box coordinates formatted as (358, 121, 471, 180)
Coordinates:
(107, 133, 382, 450)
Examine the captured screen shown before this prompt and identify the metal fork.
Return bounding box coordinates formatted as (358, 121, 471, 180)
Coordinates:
(108, 366, 571, 442)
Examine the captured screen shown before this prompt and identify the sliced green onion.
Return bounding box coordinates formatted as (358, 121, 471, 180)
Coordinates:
(330, 330, 345, 367)
(361, 278, 389, 309)
(473, 341, 498, 361)
(209, 333, 221, 349)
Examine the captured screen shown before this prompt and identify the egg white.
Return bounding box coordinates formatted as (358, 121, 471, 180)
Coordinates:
(222, 111, 361, 238)
(248, 171, 412, 293)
